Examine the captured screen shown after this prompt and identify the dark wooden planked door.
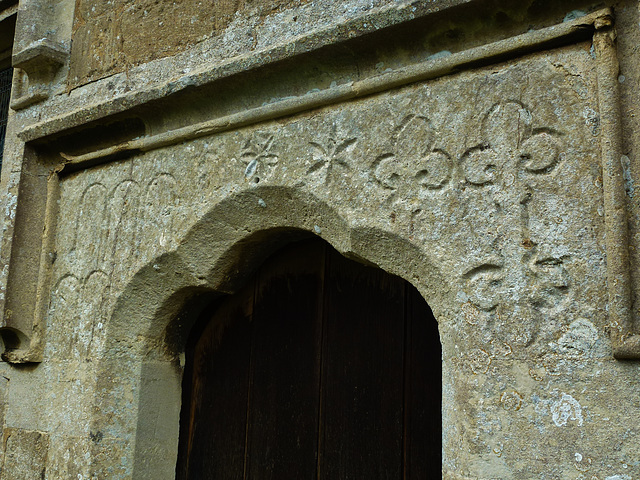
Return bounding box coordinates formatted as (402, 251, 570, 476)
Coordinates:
(176, 239, 441, 479)
(319, 250, 406, 479)
(245, 240, 325, 479)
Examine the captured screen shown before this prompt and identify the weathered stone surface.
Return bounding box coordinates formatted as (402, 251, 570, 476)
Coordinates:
(14, 0, 592, 139)
(67, 0, 593, 90)
(2, 429, 49, 479)
(1, 1, 640, 479)
(42, 40, 632, 477)
(54, 43, 605, 346)
(68, 0, 406, 87)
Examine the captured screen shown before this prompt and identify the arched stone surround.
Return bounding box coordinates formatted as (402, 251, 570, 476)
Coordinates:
(94, 186, 454, 479)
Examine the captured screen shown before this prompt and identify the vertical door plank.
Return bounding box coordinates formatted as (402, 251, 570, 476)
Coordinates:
(245, 240, 325, 480)
(404, 284, 442, 478)
(319, 248, 406, 479)
(182, 281, 255, 480)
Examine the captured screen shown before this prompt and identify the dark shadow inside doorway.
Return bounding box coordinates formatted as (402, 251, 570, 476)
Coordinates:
(176, 238, 441, 479)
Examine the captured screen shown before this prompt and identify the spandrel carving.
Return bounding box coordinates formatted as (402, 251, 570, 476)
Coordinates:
(49, 270, 110, 359)
(308, 135, 357, 186)
(51, 45, 606, 363)
(373, 114, 453, 202)
(142, 174, 179, 250)
(241, 133, 279, 184)
(18, 13, 636, 478)
(3, 9, 636, 479)
(456, 101, 571, 333)
(50, 169, 181, 360)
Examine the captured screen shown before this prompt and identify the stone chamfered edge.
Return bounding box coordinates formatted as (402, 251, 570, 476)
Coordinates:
(2, 7, 638, 362)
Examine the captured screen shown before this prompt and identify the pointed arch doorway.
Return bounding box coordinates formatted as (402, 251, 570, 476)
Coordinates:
(176, 238, 441, 479)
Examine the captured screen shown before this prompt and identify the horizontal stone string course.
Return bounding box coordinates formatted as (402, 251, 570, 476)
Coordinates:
(55, 8, 609, 169)
(3, 2, 640, 478)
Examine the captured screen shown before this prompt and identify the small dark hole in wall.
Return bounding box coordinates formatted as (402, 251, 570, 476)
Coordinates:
(0, 328, 22, 351)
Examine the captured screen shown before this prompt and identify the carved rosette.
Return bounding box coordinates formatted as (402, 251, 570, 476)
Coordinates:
(308, 135, 357, 186)
(241, 133, 279, 184)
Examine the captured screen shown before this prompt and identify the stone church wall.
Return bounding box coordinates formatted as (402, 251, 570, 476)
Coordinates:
(0, 0, 638, 478)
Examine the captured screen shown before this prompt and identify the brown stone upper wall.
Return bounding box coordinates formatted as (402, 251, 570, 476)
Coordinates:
(69, 0, 309, 87)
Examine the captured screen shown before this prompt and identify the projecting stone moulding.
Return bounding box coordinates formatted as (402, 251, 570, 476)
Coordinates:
(0, 8, 637, 362)
(10, 38, 68, 110)
(9, 0, 71, 110)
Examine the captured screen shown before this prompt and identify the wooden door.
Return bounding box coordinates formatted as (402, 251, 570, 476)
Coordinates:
(176, 239, 441, 479)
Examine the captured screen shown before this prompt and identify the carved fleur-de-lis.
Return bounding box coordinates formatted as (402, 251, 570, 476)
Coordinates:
(373, 115, 452, 200)
(308, 135, 357, 185)
(459, 101, 568, 314)
(460, 101, 562, 186)
(241, 133, 279, 183)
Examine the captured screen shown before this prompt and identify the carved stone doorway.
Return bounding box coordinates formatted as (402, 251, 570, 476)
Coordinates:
(176, 238, 441, 479)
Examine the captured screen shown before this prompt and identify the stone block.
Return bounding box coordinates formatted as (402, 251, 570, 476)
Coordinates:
(2, 429, 49, 479)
